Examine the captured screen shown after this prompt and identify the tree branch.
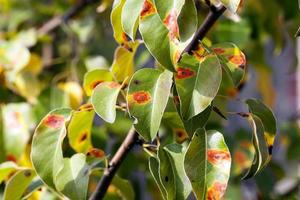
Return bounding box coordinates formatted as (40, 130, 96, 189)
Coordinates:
(38, 0, 99, 35)
(182, 5, 226, 55)
(89, 127, 139, 200)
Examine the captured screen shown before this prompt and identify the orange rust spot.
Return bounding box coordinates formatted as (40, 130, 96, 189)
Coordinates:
(44, 114, 65, 129)
(78, 103, 93, 111)
(121, 32, 130, 43)
(87, 148, 105, 158)
(207, 182, 227, 200)
(163, 9, 179, 41)
(90, 80, 104, 90)
(6, 154, 17, 163)
(234, 150, 248, 167)
(207, 149, 231, 166)
(174, 128, 188, 143)
(132, 91, 151, 104)
(140, 0, 156, 19)
(226, 87, 238, 97)
(192, 44, 207, 61)
(175, 67, 195, 79)
(107, 82, 121, 89)
(212, 48, 225, 54)
(79, 131, 88, 143)
(228, 54, 246, 67)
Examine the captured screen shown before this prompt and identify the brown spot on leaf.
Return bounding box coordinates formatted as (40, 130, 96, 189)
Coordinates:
(207, 182, 227, 200)
(163, 9, 179, 41)
(87, 148, 105, 158)
(6, 154, 17, 163)
(207, 149, 231, 166)
(192, 44, 207, 61)
(212, 48, 225, 54)
(174, 128, 188, 143)
(173, 95, 180, 105)
(132, 91, 151, 104)
(79, 131, 88, 143)
(43, 114, 65, 129)
(140, 0, 156, 19)
(90, 80, 104, 90)
(24, 170, 31, 177)
(228, 54, 246, 66)
(175, 67, 195, 79)
(78, 103, 93, 111)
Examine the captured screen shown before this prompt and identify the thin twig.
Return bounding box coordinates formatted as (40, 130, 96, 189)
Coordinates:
(182, 5, 226, 55)
(89, 127, 139, 200)
(38, 0, 99, 35)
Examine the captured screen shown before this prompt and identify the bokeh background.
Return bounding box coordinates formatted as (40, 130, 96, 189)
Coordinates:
(0, 0, 300, 199)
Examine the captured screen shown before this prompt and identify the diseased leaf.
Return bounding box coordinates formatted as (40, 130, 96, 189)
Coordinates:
(0, 161, 19, 184)
(184, 128, 207, 200)
(3, 169, 35, 200)
(127, 68, 173, 141)
(83, 69, 114, 96)
(68, 104, 95, 153)
(55, 154, 89, 200)
(31, 108, 72, 189)
(206, 130, 231, 200)
(92, 81, 122, 123)
(111, 40, 141, 82)
(121, 0, 145, 40)
(111, 0, 129, 45)
(175, 53, 222, 120)
(22, 178, 44, 199)
(139, 0, 174, 71)
(212, 43, 246, 86)
(243, 114, 269, 179)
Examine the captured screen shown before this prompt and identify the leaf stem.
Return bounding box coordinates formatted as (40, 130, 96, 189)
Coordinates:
(89, 127, 139, 200)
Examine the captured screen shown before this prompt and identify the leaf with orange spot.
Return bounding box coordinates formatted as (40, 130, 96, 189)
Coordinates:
(127, 68, 173, 141)
(83, 69, 114, 96)
(175, 53, 222, 120)
(68, 104, 95, 153)
(211, 43, 246, 86)
(92, 81, 122, 123)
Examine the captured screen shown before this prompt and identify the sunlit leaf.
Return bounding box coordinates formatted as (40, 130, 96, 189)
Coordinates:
(184, 128, 206, 200)
(31, 108, 72, 189)
(111, 0, 129, 45)
(92, 81, 122, 123)
(219, 0, 242, 13)
(111, 40, 141, 82)
(127, 68, 173, 141)
(55, 153, 89, 200)
(205, 130, 231, 199)
(3, 169, 35, 200)
(175, 53, 222, 120)
(68, 104, 94, 153)
(58, 81, 83, 109)
(83, 69, 114, 96)
(0, 161, 19, 184)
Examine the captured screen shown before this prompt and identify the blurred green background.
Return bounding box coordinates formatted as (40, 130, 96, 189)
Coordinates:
(0, 0, 300, 199)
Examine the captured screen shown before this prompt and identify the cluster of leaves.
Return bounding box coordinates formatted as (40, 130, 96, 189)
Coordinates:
(0, 0, 289, 199)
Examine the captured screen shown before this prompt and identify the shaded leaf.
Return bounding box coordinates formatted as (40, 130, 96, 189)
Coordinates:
(127, 68, 173, 141)
(92, 81, 122, 123)
(149, 157, 167, 199)
(83, 69, 114, 96)
(175, 53, 222, 120)
(68, 104, 94, 153)
(55, 153, 89, 200)
(3, 169, 35, 200)
(184, 128, 207, 200)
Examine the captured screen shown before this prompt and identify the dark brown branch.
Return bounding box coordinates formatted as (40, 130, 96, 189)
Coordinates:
(38, 0, 99, 35)
(89, 127, 139, 200)
(182, 5, 226, 55)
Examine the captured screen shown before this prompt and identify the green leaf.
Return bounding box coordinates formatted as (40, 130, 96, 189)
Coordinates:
(1, 103, 32, 161)
(127, 68, 173, 141)
(92, 81, 122, 123)
(55, 153, 89, 200)
(243, 114, 269, 179)
(121, 0, 145, 40)
(111, 41, 141, 82)
(211, 43, 246, 86)
(3, 169, 35, 200)
(184, 128, 207, 200)
(149, 157, 167, 199)
(296, 27, 300, 37)
(0, 161, 19, 184)
(31, 108, 72, 189)
(139, 0, 174, 71)
(68, 104, 95, 153)
(83, 69, 114, 96)
(219, 0, 241, 13)
(160, 144, 192, 199)
(175, 53, 222, 120)
(206, 130, 231, 199)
